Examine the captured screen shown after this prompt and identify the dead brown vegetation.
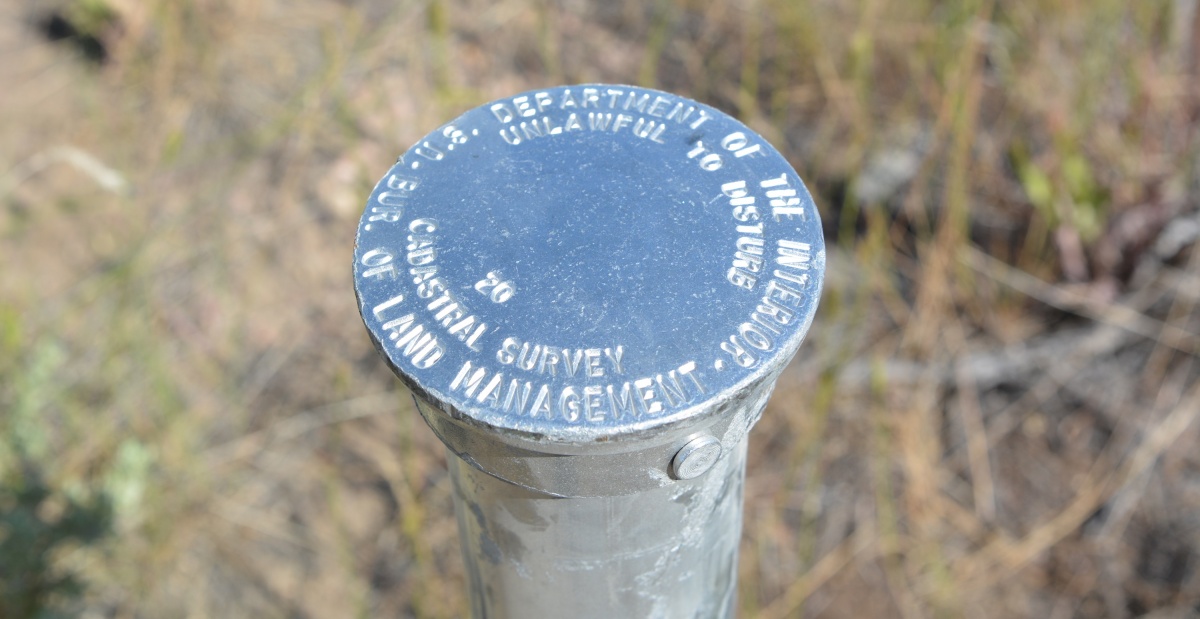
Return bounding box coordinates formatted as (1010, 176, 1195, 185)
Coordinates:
(2, 0, 1199, 617)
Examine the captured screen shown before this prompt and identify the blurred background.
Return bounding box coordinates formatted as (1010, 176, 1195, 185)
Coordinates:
(2, 0, 1200, 616)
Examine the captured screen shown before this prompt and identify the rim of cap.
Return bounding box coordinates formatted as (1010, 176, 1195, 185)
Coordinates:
(354, 84, 825, 447)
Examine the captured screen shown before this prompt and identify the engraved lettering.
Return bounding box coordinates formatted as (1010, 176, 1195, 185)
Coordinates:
(766, 185, 803, 220)
(766, 279, 805, 308)
(464, 322, 487, 350)
(727, 268, 756, 290)
(407, 231, 435, 253)
(371, 294, 405, 321)
(368, 205, 404, 223)
(720, 335, 758, 368)
(733, 204, 762, 219)
(375, 90, 826, 422)
(412, 268, 446, 299)
(583, 386, 606, 422)
(407, 247, 435, 266)
(760, 173, 789, 188)
(721, 132, 748, 151)
(530, 384, 552, 418)
(656, 371, 685, 407)
(446, 314, 479, 338)
(588, 112, 613, 131)
(443, 362, 709, 421)
(491, 102, 515, 123)
(686, 140, 723, 171)
(428, 294, 462, 325)
(513, 95, 536, 118)
(407, 232, 436, 265)
(726, 211, 766, 289)
(414, 141, 444, 162)
(499, 128, 522, 145)
(520, 120, 544, 140)
(582, 87, 601, 108)
(450, 360, 488, 397)
(441, 125, 468, 145)
(603, 346, 625, 374)
(633, 378, 664, 416)
(477, 372, 504, 405)
(564, 113, 583, 132)
(677, 361, 705, 394)
(559, 386, 581, 422)
(755, 296, 795, 329)
(562, 349, 585, 376)
(474, 271, 515, 303)
(502, 379, 533, 414)
(623, 92, 650, 113)
(490, 107, 668, 146)
(722, 180, 760, 222)
(777, 239, 813, 270)
(501, 338, 626, 376)
(750, 311, 782, 335)
(386, 174, 420, 192)
(739, 322, 774, 351)
(734, 143, 762, 158)
(666, 102, 695, 124)
(373, 174, 416, 213)
(774, 267, 811, 290)
(761, 170, 802, 222)
(403, 228, 488, 350)
(538, 346, 562, 376)
(717, 131, 763, 158)
(379, 313, 414, 341)
(612, 114, 634, 133)
(729, 211, 758, 225)
(733, 237, 765, 277)
(647, 96, 670, 117)
(607, 382, 638, 420)
(699, 154, 722, 171)
(649, 361, 706, 407)
(516, 342, 540, 371)
(689, 109, 712, 129)
(584, 348, 603, 377)
(734, 252, 764, 273)
(737, 235, 764, 253)
(361, 248, 398, 280)
(444, 358, 718, 422)
(382, 314, 444, 369)
(409, 218, 437, 234)
(632, 118, 667, 143)
(497, 336, 520, 365)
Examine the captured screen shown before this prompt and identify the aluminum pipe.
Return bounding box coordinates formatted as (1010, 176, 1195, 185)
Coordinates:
(353, 84, 824, 618)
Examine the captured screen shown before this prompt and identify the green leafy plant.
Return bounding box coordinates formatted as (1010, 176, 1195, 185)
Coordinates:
(0, 468, 112, 619)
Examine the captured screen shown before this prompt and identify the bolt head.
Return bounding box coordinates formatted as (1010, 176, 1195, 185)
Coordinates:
(672, 436, 723, 480)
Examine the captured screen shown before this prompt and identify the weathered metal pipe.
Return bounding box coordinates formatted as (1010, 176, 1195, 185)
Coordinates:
(354, 84, 824, 618)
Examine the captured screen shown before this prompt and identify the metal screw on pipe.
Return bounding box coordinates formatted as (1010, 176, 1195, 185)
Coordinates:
(354, 84, 824, 618)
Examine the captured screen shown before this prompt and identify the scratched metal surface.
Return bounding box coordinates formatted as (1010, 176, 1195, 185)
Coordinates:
(450, 438, 748, 618)
(353, 84, 825, 449)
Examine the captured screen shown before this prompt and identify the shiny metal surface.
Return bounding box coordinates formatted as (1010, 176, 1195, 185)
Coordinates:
(450, 439, 746, 618)
(353, 84, 824, 618)
(671, 434, 723, 480)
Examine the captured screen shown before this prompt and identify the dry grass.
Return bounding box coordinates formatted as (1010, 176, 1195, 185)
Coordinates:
(2, 0, 1199, 617)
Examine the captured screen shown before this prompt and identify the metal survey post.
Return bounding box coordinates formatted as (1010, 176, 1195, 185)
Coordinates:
(354, 84, 824, 618)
